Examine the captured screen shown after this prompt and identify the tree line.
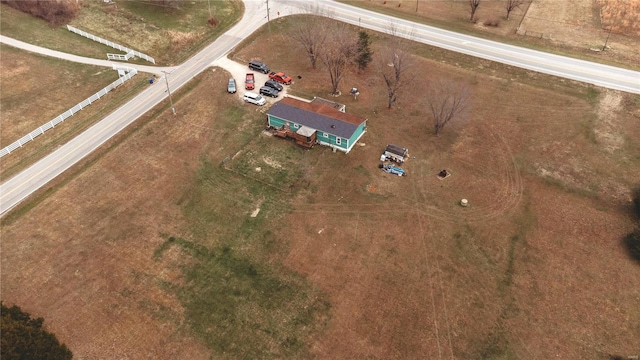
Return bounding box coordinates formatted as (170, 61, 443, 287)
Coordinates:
(1, 302, 73, 359)
(1, 0, 81, 26)
(290, 9, 470, 136)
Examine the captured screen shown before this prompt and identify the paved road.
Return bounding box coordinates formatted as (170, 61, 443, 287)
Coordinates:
(1, 0, 639, 215)
(312, 0, 640, 94)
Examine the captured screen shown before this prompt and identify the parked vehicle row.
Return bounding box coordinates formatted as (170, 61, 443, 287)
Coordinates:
(228, 61, 293, 105)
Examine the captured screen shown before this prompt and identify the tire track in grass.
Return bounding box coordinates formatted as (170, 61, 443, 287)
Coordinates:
(410, 163, 454, 359)
(413, 210, 444, 359)
(292, 125, 523, 225)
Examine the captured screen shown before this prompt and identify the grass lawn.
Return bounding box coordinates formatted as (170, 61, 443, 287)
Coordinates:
(0, 0, 243, 65)
(1, 12, 640, 360)
(0, 44, 146, 181)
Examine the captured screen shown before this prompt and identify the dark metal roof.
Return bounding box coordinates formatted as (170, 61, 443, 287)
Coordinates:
(385, 144, 408, 157)
(267, 98, 367, 139)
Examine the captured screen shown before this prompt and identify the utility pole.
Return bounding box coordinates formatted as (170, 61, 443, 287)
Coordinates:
(416, 0, 418, 13)
(266, 0, 271, 32)
(207, 0, 212, 18)
(602, 8, 625, 52)
(161, 70, 176, 115)
(602, 25, 612, 51)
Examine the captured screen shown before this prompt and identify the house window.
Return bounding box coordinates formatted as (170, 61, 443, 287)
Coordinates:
(322, 132, 329, 138)
(336, 137, 342, 145)
(293, 123, 299, 129)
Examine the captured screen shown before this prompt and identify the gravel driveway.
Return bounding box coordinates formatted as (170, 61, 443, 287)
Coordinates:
(212, 56, 291, 105)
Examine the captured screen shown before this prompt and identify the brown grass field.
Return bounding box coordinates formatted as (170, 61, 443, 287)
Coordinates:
(0, 45, 146, 181)
(2, 10, 640, 360)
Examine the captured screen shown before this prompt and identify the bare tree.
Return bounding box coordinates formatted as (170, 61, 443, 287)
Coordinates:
(320, 24, 358, 95)
(378, 21, 414, 109)
(289, 6, 329, 70)
(469, 0, 481, 22)
(505, 0, 525, 20)
(427, 80, 471, 135)
(380, 46, 412, 109)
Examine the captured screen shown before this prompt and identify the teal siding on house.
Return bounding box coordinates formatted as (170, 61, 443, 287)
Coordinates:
(268, 114, 289, 129)
(346, 122, 367, 151)
(267, 98, 367, 153)
(318, 132, 348, 150)
(272, 117, 367, 153)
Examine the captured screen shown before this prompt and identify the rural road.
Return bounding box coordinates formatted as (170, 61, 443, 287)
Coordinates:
(1, 0, 639, 215)
(315, 0, 640, 94)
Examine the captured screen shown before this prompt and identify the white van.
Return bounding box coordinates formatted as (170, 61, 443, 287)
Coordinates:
(243, 92, 266, 106)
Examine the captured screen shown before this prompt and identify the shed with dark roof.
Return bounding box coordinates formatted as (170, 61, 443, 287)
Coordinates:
(267, 97, 367, 153)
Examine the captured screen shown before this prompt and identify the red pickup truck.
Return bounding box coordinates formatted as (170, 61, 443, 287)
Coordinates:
(268, 72, 292, 85)
(245, 73, 255, 90)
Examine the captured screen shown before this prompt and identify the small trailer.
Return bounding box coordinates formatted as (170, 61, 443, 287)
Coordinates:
(382, 144, 409, 164)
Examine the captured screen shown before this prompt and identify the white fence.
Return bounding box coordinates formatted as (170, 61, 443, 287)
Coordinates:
(107, 51, 134, 61)
(67, 25, 155, 64)
(0, 68, 138, 158)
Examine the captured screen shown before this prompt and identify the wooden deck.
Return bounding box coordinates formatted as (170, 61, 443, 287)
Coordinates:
(273, 125, 316, 149)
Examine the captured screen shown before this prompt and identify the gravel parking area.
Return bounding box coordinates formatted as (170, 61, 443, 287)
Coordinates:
(212, 56, 290, 105)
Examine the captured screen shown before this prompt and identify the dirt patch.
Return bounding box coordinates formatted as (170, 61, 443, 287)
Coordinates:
(595, 90, 625, 153)
(262, 156, 282, 169)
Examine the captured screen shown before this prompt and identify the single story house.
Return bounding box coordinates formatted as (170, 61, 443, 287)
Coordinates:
(266, 97, 367, 153)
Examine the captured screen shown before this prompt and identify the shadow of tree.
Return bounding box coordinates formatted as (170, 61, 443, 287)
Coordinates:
(623, 230, 640, 263)
(633, 188, 640, 219)
(623, 187, 640, 264)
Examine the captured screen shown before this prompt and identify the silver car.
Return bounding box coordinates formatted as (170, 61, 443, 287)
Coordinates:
(227, 78, 236, 94)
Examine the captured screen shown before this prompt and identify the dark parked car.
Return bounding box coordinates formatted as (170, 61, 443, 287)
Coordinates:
(264, 79, 283, 92)
(248, 60, 270, 74)
(259, 86, 279, 98)
(227, 78, 236, 94)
